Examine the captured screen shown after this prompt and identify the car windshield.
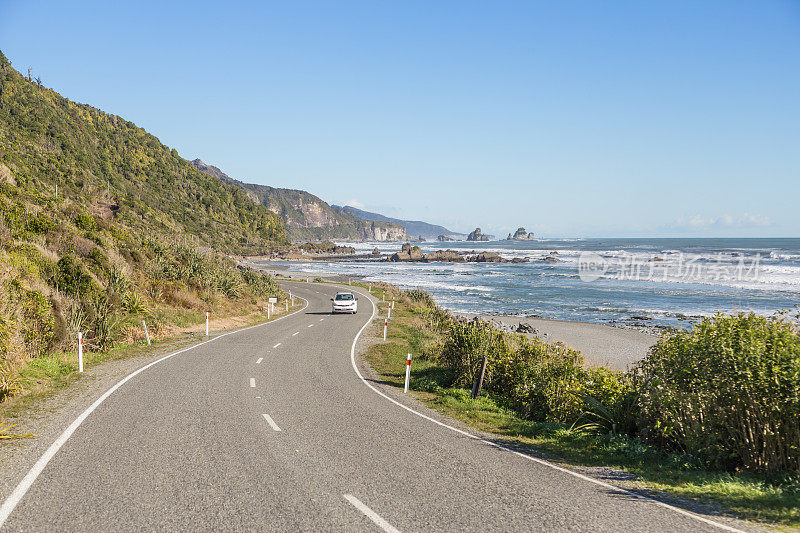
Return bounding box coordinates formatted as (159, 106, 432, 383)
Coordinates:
(335, 294, 354, 301)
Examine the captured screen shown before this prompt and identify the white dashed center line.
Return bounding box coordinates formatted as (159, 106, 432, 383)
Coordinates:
(307, 324, 314, 328)
(292, 332, 299, 336)
(273, 343, 282, 348)
(256, 357, 263, 364)
(262, 414, 282, 432)
(249, 378, 256, 388)
(343, 495, 400, 533)
(320, 318, 325, 321)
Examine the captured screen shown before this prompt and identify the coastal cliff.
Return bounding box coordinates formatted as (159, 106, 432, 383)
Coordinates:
(191, 160, 409, 242)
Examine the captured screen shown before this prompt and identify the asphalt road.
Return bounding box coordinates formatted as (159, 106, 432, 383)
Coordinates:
(0, 282, 752, 532)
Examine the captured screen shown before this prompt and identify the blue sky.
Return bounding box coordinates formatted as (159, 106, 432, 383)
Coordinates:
(2, 1, 798, 237)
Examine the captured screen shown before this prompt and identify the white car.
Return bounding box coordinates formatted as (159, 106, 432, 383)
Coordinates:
(331, 292, 358, 314)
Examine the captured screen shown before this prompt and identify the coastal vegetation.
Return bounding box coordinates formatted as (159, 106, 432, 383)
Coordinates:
(0, 51, 288, 413)
(369, 288, 800, 526)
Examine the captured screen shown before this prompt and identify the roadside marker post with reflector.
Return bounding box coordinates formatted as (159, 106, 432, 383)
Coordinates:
(387, 306, 391, 320)
(383, 318, 388, 341)
(206, 312, 209, 336)
(404, 353, 412, 393)
(142, 320, 151, 346)
(78, 332, 83, 373)
(391, 296, 395, 309)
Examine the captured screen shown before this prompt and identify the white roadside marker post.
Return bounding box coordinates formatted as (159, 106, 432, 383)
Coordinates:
(382, 292, 385, 302)
(142, 320, 151, 346)
(368, 284, 372, 293)
(77, 332, 83, 373)
(285, 300, 289, 312)
(267, 303, 270, 319)
(404, 353, 412, 393)
(206, 312, 209, 336)
(392, 296, 395, 309)
(387, 306, 391, 320)
(383, 318, 388, 341)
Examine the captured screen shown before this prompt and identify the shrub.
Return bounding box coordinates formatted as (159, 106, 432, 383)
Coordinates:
(72, 212, 96, 231)
(490, 337, 585, 422)
(405, 289, 437, 309)
(121, 291, 148, 315)
(638, 313, 800, 473)
(0, 358, 22, 402)
(7, 281, 55, 357)
(54, 254, 96, 297)
(436, 319, 505, 387)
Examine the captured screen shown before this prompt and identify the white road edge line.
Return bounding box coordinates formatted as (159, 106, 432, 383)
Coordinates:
(262, 414, 282, 432)
(273, 343, 282, 348)
(348, 290, 747, 533)
(256, 357, 263, 364)
(250, 378, 256, 388)
(0, 295, 310, 529)
(343, 494, 400, 533)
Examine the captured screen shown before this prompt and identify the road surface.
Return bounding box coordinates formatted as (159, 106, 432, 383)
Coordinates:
(0, 282, 752, 532)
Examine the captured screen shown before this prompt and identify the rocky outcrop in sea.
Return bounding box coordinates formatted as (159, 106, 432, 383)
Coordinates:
(466, 228, 490, 241)
(506, 227, 534, 240)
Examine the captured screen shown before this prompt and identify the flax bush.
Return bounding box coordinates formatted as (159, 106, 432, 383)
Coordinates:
(638, 313, 800, 473)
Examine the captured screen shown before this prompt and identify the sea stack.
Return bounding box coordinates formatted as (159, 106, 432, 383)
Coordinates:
(506, 227, 534, 240)
(467, 228, 490, 241)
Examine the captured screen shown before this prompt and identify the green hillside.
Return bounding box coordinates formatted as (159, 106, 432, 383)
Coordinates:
(0, 50, 288, 403)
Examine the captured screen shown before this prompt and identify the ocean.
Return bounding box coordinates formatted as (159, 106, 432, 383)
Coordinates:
(261, 238, 800, 328)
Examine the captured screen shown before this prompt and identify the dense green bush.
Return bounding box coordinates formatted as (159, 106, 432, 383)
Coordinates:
(638, 313, 800, 473)
(490, 336, 585, 422)
(408, 292, 800, 474)
(54, 254, 97, 297)
(436, 320, 506, 387)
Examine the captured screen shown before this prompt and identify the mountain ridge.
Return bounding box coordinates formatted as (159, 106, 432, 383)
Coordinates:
(338, 205, 465, 241)
(190, 159, 409, 242)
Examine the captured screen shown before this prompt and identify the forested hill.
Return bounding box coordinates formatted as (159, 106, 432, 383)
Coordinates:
(0, 49, 289, 387)
(0, 51, 286, 253)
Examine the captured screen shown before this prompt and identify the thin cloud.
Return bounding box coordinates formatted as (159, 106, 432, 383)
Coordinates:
(670, 213, 772, 230)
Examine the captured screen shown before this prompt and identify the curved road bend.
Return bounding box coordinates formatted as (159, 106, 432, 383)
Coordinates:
(1, 282, 751, 532)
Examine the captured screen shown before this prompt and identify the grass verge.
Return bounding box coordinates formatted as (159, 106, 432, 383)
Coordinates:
(365, 297, 800, 529)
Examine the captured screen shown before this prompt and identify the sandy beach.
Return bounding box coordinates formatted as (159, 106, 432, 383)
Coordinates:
(457, 313, 658, 371)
